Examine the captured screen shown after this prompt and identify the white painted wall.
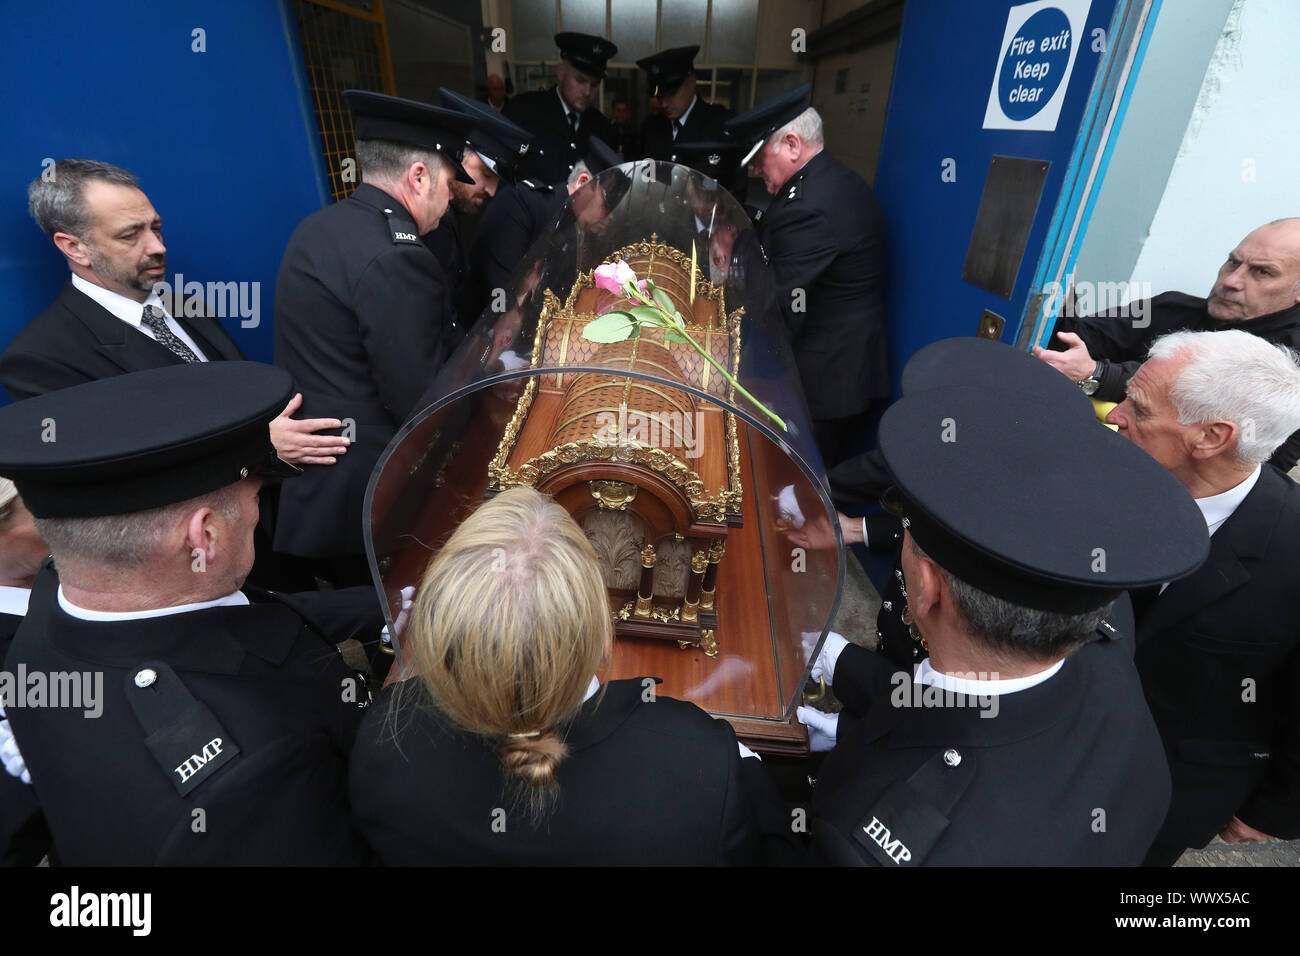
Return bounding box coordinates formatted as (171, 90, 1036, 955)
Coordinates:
(1128, 0, 1300, 295)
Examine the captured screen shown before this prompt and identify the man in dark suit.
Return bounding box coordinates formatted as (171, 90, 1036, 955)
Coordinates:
(0, 159, 346, 468)
(1034, 218, 1300, 470)
(608, 96, 638, 158)
(1103, 329, 1300, 864)
(805, 347, 1209, 865)
(273, 92, 477, 585)
(637, 46, 738, 192)
(726, 86, 889, 467)
(503, 32, 617, 185)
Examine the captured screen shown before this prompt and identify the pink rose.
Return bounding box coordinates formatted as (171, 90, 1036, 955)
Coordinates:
(593, 260, 637, 294)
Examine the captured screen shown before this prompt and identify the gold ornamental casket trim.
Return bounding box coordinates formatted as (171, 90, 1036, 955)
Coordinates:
(491, 438, 735, 522)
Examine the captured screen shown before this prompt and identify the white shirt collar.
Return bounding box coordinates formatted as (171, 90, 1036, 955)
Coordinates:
(675, 96, 698, 131)
(1195, 464, 1261, 536)
(57, 585, 249, 621)
(0, 586, 31, 618)
(582, 675, 600, 703)
(916, 657, 1064, 696)
(71, 272, 167, 328)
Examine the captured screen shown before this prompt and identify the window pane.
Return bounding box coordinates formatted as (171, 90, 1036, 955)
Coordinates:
(512, 0, 557, 61)
(706, 67, 751, 111)
(610, 0, 657, 62)
(709, 0, 757, 63)
(661, 0, 707, 53)
(561, 0, 606, 37)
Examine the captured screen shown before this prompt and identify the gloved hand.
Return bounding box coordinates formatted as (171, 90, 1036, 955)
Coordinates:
(777, 484, 806, 528)
(797, 705, 840, 753)
(0, 705, 31, 784)
(808, 631, 850, 684)
(380, 585, 417, 649)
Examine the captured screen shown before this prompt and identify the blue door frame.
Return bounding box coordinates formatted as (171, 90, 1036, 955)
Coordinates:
(872, 0, 1161, 390)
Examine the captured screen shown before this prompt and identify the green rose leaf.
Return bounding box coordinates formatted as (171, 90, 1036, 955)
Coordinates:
(663, 329, 688, 345)
(629, 306, 666, 326)
(582, 311, 637, 344)
(651, 287, 676, 315)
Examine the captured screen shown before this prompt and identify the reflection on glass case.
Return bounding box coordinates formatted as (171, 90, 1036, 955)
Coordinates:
(365, 160, 844, 755)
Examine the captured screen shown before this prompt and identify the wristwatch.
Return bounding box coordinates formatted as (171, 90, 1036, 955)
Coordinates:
(1078, 361, 1103, 396)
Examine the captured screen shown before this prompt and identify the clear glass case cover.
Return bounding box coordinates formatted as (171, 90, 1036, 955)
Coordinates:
(365, 160, 844, 734)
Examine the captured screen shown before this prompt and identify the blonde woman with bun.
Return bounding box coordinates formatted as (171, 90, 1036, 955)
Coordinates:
(349, 486, 787, 864)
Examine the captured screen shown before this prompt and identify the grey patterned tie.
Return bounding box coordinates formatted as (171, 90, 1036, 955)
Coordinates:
(141, 305, 200, 363)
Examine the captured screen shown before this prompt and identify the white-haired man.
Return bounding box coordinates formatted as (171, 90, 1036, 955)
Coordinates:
(725, 85, 888, 467)
(1036, 218, 1300, 470)
(1105, 329, 1300, 864)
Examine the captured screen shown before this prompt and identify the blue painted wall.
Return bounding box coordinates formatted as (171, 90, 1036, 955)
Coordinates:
(0, 0, 328, 398)
(874, 0, 1120, 385)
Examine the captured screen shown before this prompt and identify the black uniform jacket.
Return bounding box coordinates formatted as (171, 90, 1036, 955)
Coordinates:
(467, 179, 566, 322)
(272, 182, 459, 558)
(3, 565, 377, 865)
(1136, 464, 1300, 846)
(1053, 292, 1300, 470)
(0, 283, 244, 403)
(810, 624, 1170, 866)
(349, 678, 790, 865)
(1, 609, 51, 866)
(758, 150, 889, 420)
(503, 88, 616, 185)
(640, 99, 739, 187)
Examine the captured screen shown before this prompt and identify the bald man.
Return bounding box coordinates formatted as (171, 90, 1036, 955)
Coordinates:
(1034, 218, 1300, 469)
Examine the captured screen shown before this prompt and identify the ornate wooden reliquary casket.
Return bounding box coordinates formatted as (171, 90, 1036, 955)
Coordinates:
(486, 236, 742, 658)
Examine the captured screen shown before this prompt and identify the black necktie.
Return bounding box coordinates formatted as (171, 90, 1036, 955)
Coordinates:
(569, 111, 580, 134)
(672, 119, 682, 140)
(141, 305, 200, 363)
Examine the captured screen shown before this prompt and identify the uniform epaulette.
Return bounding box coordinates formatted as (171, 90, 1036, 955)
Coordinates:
(124, 661, 241, 796)
(380, 206, 422, 245)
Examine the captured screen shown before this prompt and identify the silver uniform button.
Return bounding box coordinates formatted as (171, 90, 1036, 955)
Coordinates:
(134, 668, 157, 688)
(383, 208, 392, 214)
(239, 467, 249, 478)
(943, 748, 961, 767)
(882, 600, 893, 611)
